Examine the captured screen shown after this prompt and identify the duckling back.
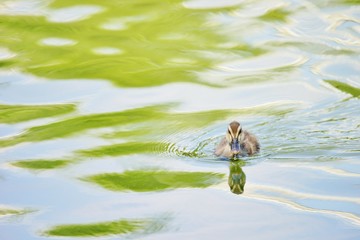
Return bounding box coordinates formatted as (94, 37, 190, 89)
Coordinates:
(240, 130, 260, 156)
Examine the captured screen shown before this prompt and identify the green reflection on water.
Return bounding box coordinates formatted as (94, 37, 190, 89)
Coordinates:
(0, 105, 166, 148)
(83, 170, 225, 192)
(342, 0, 360, 4)
(0, 0, 252, 87)
(0, 103, 75, 124)
(259, 8, 290, 22)
(0, 207, 32, 217)
(325, 80, 360, 98)
(102, 129, 151, 139)
(11, 159, 71, 170)
(44, 219, 147, 237)
(0, 208, 21, 216)
(77, 142, 168, 157)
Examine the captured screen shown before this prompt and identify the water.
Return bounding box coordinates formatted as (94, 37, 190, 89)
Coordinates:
(0, 0, 359, 239)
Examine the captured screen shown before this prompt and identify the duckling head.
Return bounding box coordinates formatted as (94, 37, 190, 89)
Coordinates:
(226, 121, 243, 157)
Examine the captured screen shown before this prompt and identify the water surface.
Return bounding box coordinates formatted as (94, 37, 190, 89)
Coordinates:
(0, 0, 360, 239)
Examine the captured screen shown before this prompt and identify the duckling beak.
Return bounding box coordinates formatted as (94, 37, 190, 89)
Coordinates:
(231, 138, 240, 155)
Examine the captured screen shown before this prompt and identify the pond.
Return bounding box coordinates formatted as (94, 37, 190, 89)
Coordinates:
(0, 0, 360, 239)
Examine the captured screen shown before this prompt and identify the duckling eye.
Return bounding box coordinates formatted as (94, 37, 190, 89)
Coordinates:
(239, 128, 242, 134)
(228, 130, 231, 135)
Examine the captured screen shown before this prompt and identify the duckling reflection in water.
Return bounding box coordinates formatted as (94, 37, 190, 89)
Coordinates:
(228, 160, 246, 194)
(215, 121, 260, 159)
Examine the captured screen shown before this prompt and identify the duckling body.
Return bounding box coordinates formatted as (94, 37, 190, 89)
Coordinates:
(215, 121, 259, 158)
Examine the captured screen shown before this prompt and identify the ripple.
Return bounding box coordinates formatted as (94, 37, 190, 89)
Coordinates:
(245, 191, 360, 226)
(244, 171, 360, 224)
(313, 59, 360, 81)
(286, 165, 360, 178)
(216, 51, 307, 74)
(164, 141, 209, 158)
(249, 184, 360, 204)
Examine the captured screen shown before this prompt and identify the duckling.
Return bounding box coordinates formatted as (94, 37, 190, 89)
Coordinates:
(215, 121, 260, 158)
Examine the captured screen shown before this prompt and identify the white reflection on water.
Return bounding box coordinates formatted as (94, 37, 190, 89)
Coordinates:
(39, 37, 77, 47)
(0, 48, 16, 60)
(0, 0, 46, 16)
(100, 19, 127, 31)
(46, 5, 105, 23)
(183, 0, 245, 9)
(92, 47, 123, 55)
(100, 16, 150, 31)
